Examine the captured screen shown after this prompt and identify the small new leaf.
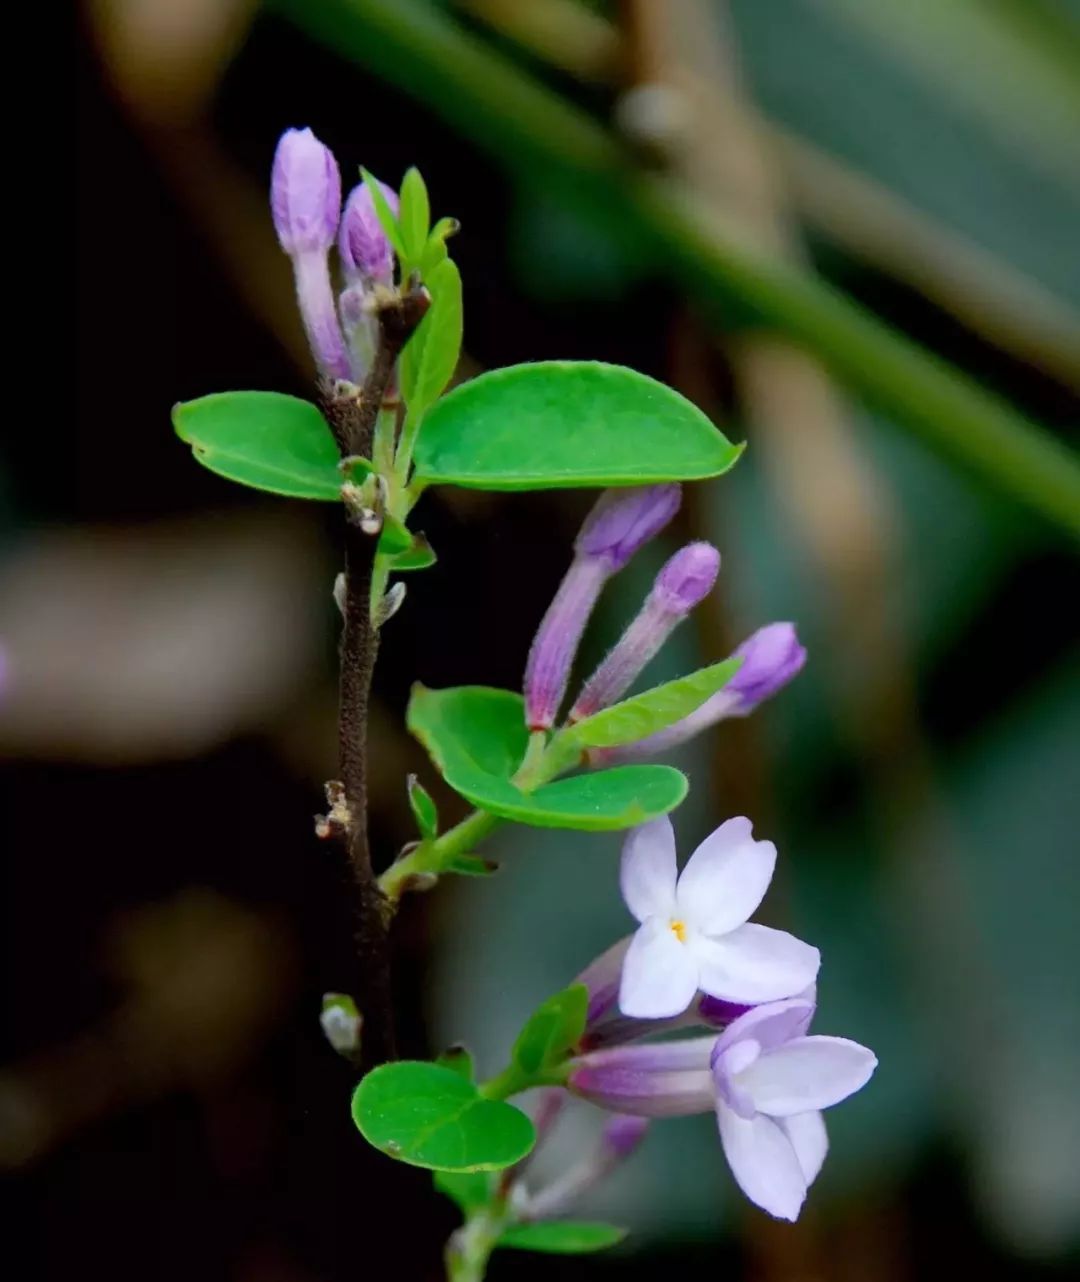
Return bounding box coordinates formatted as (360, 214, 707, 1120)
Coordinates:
(436, 1044, 475, 1081)
(407, 774, 438, 840)
(398, 167, 431, 267)
(361, 167, 405, 258)
(377, 512, 414, 556)
(512, 984, 589, 1076)
(400, 258, 463, 420)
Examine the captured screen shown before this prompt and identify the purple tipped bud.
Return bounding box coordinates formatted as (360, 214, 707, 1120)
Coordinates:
(569, 542, 720, 721)
(524, 487, 681, 730)
(575, 485, 682, 570)
(339, 181, 398, 285)
(271, 128, 342, 256)
(650, 541, 721, 616)
(525, 1108, 650, 1220)
(727, 622, 806, 713)
(600, 1113, 650, 1159)
(589, 621, 805, 763)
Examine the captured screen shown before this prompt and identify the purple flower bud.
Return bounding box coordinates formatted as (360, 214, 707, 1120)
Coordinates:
(270, 128, 351, 380)
(339, 181, 398, 285)
(524, 487, 681, 730)
(524, 1110, 650, 1220)
(271, 128, 341, 256)
(575, 485, 682, 570)
(600, 1113, 650, 1159)
(650, 541, 721, 616)
(588, 622, 806, 764)
(524, 555, 610, 730)
(727, 623, 807, 713)
(569, 542, 720, 721)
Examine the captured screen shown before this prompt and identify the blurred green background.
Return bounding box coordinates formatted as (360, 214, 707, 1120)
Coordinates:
(6, 1, 1079, 1278)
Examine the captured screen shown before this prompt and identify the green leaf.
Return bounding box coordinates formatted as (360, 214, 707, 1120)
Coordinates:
(398, 166, 431, 265)
(388, 532, 437, 572)
(497, 1222, 628, 1254)
(413, 361, 742, 491)
(512, 984, 588, 1075)
(400, 258, 463, 419)
(434, 1169, 491, 1214)
(563, 658, 744, 750)
(352, 1061, 535, 1172)
(378, 512, 414, 555)
(407, 774, 438, 840)
(419, 216, 461, 276)
(445, 853, 499, 877)
(406, 684, 688, 830)
(435, 1045, 475, 1081)
(361, 168, 406, 258)
(172, 392, 342, 500)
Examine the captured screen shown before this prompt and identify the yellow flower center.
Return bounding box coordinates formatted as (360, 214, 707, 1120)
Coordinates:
(670, 919, 688, 944)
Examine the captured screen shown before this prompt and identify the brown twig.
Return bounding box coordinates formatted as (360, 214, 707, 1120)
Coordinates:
(322, 282, 429, 1069)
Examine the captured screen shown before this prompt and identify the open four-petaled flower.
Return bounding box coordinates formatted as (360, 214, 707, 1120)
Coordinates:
(618, 816, 819, 1018)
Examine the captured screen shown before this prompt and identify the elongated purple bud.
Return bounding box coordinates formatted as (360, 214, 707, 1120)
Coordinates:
(601, 1113, 650, 1159)
(591, 622, 806, 763)
(271, 128, 341, 254)
(270, 128, 351, 380)
(569, 542, 720, 721)
(727, 622, 806, 711)
(339, 181, 398, 285)
(524, 486, 681, 730)
(525, 1112, 650, 1220)
(568, 1037, 717, 1118)
(575, 485, 682, 568)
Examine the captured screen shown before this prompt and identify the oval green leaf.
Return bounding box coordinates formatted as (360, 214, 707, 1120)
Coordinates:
(352, 1061, 535, 1172)
(512, 984, 589, 1075)
(498, 1222, 628, 1254)
(563, 657, 743, 750)
(173, 391, 342, 500)
(406, 684, 687, 830)
(413, 361, 743, 491)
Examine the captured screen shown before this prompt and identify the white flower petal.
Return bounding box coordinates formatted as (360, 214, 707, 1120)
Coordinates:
(618, 918, 699, 1018)
(739, 1036, 877, 1117)
(620, 817, 678, 922)
(675, 817, 776, 935)
(688, 923, 820, 1004)
(780, 1111, 828, 1187)
(716, 1100, 807, 1221)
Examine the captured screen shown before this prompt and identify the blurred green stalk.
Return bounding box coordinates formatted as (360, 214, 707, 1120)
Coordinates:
(274, 0, 1080, 538)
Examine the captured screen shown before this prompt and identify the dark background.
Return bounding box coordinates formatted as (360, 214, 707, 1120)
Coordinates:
(7, 2, 1080, 1278)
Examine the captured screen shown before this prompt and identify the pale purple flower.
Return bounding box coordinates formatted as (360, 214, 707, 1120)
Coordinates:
(339, 180, 398, 285)
(710, 999, 876, 1220)
(570, 542, 721, 721)
(590, 622, 806, 764)
(270, 127, 351, 380)
(618, 815, 819, 1018)
(523, 486, 681, 730)
(568, 997, 876, 1221)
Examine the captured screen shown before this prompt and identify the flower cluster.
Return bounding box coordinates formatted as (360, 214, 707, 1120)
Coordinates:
(561, 818, 876, 1221)
(270, 127, 398, 383)
(523, 485, 805, 754)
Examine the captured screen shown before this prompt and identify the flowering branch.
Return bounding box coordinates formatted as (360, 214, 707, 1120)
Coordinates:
(173, 125, 878, 1278)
